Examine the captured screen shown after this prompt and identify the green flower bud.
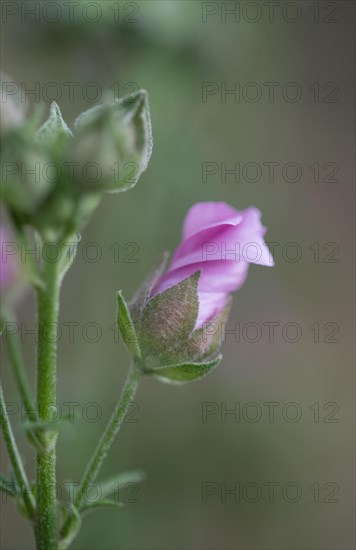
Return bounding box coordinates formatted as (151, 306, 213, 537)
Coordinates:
(1, 83, 152, 242)
(117, 257, 229, 385)
(32, 102, 101, 241)
(1, 124, 54, 223)
(71, 90, 152, 192)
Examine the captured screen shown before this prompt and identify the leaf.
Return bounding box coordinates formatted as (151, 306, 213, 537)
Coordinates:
(58, 505, 81, 550)
(117, 290, 141, 360)
(65, 470, 145, 508)
(22, 418, 72, 452)
(22, 420, 58, 432)
(80, 499, 123, 515)
(58, 233, 81, 279)
(149, 355, 222, 385)
(137, 272, 200, 368)
(97, 470, 146, 500)
(36, 102, 73, 151)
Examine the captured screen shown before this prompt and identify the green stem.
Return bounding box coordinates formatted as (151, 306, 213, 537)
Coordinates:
(75, 367, 142, 506)
(35, 258, 61, 550)
(59, 366, 142, 546)
(0, 381, 36, 518)
(3, 310, 37, 423)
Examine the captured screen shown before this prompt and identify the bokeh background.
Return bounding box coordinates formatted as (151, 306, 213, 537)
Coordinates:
(1, 1, 355, 549)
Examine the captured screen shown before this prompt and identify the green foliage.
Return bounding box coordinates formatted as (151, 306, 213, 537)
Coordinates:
(95, 470, 146, 500)
(58, 505, 81, 550)
(150, 355, 222, 384)
(1, 88, 153, 242)
(117, 290, 141, 360)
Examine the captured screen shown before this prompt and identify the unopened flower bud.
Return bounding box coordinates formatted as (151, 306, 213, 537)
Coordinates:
(1, 81, 153, 242)
(117, 202, 274, 384)
(71, 90, 152, 192)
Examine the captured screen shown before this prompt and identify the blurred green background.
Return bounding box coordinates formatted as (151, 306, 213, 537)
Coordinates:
(1, 1, 355, 549)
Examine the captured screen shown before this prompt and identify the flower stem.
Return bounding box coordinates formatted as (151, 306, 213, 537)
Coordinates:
(75, 366, 142, 506)
(59, 366, 142, 546)
(3, 310, 37, 423)
(35, 257, 61, 550)
(0, 381, 36, 519)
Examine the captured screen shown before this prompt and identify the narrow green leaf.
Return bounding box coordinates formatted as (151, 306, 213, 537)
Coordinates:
(117, 290, 141, 360)
(98, 470, 146, 500)
(80, 499, 124, 515)
(59, 233, 81, 279)
(22, 420, 57, 432)
(58, 504, 81, 550)
(150, 355, 223, 384)
(64, 470, 145, 507)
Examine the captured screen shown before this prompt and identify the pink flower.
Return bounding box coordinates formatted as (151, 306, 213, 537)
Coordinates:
(152, 202, 274, 328)
(0, 225, 19, 292)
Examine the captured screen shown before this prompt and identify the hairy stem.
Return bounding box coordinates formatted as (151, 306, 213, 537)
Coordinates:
(0, 381, 36, 518)
(35, 258, 61, 550)
(59, 366, 142, 547)
(3, 310, 37, 423)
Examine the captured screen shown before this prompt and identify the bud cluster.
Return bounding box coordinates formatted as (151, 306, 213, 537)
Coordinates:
(1, 76, 152, 242)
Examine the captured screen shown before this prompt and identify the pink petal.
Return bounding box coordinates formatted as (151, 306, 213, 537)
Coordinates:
(149, 202, 274, 330)
(182, 202, 242, 240)
(171, 210, 274, 270)
(196, 292, 229, 328)
(152, 259, 249, 295)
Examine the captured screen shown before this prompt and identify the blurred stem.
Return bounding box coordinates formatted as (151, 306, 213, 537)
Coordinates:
(59, 366, 142, 547)
(0, 381, 36, 519)
(35, 256, 61, 550)
(3, 310, 37, 423)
